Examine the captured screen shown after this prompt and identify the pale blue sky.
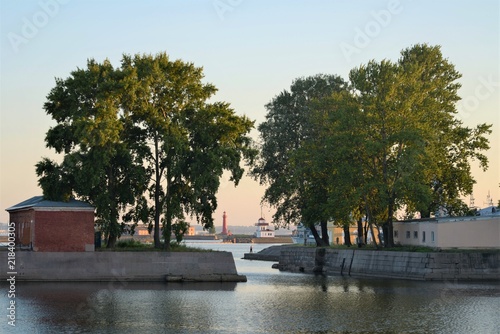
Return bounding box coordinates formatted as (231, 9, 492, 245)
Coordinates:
(1, 0, 499, 226)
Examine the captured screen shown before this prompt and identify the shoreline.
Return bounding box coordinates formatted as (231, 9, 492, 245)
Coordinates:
(244, 245, 500, 281)
(0, 251, 247, 282)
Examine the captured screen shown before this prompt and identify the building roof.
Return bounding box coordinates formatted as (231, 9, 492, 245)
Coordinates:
(5, 196, 94, 212)
(256, 217, 269, 226)
(478, 206, 499, 216)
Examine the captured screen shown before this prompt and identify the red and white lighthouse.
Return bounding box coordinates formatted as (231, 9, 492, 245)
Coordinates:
(221, 211, 228, 235)
(254, 216, 275, 238)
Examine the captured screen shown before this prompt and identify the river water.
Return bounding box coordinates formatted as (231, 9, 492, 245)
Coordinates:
(1, 242, 499, 334)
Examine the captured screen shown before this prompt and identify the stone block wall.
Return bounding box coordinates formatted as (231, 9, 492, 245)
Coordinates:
(279, 247, 499, 281)
(0, 251, 246, 282)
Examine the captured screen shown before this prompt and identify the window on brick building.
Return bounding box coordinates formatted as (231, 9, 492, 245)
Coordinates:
(413, 231, 418, 239)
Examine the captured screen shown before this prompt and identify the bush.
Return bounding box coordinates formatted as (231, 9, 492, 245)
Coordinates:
(115, 239, 146, 248)
(98, 239, 212, 252)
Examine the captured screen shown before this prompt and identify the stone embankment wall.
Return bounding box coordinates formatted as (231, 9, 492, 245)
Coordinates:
(244, 245, 295, 261)
(0, 251, 246, 282)
(224, 236, 292, 244)
(279, 248, 499, 281)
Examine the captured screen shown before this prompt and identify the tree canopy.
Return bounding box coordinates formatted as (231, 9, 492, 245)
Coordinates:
(37, 59, 147, 247)
(37, 53, 256, 249)
(252, 74, 348, 246)
(254, 44, 491, 247)
(37, 45, 492, 249)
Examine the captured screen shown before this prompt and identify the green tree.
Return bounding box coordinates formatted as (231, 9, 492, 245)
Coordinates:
(253, 74, 347, 246)
(291, 44, 492, 249)
(396, 44, 491, 219)
(36, 59, 148, 247)
(349, 58, 432, 247)
(36, 158, 73, 202)
(308, 90, 368, 247)
(172, 220, 189, 244)
(121, 53, 255, 249)
(318, 44, 491, 247)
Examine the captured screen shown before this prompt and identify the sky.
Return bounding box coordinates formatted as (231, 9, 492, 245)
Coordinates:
(0, 0, 499, 229)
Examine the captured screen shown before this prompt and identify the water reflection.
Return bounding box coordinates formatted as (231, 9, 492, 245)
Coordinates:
(1, 244, 499, 333)
(10, 281, 239, 333)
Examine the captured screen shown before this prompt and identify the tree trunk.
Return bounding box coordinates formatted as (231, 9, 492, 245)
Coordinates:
(382, 223, 389, 247)
(107, 210, 119, 249)
(153, 134, 161, 248)
(363, 221, 369, 244)
(357, 217, 364, 248)
(106, 165, 119, 249)
(365, 203, 377, 247)
(107, 234, 117, 248)
(369, 222, 380, 249)
(386, 220, 395, 247)
(309, 223, 328, 247)
(164, 162, 172, 251)
(154, 201, 161, 248)
(343, 225, 352, 247)
(386, 198, 395, 247)
(320, 219, 329, 246)
(164, 214, 172, 251)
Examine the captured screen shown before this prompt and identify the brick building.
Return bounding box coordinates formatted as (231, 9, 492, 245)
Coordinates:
(6, 196, 95, 252)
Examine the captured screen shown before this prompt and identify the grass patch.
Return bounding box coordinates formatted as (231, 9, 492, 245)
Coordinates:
(170, 243, 213, 252)
(116, 239, 148, 249)
(98, 239, 213, 252)
(382, 245, 435, 252)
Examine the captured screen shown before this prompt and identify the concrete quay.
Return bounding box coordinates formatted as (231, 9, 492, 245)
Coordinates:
(0, 251, 247, 282)
(281, 248, 499, 281)
(243, 245, 296, 261)
(246, 245, 499, 281)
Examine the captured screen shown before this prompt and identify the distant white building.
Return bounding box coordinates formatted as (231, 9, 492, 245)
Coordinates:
(477, 205, 498, 216)
(393, 209, 500, 249)
(254, 217, 275, 238)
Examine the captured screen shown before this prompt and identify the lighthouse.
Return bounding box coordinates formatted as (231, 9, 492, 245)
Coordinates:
(221, 211, 228, 235)
(254, 216, 275, 238)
